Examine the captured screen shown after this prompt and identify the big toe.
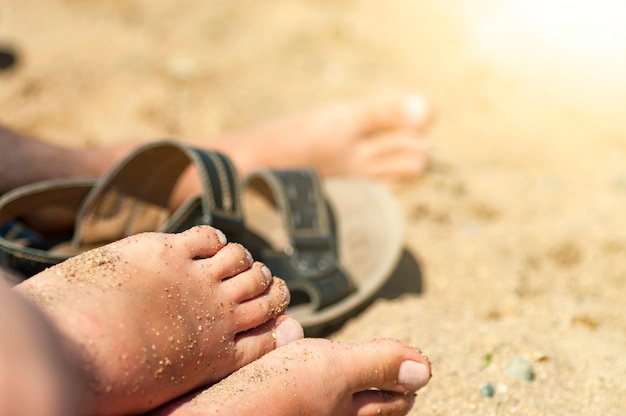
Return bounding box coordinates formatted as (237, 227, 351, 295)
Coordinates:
(341, 339, 431, 393)
(176, 225, 228, 259)
(340, 339, 431, 416)
(359, 93, 433, 133)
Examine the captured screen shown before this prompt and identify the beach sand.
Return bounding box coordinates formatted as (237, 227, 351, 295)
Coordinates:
(1, 0, 626, 414)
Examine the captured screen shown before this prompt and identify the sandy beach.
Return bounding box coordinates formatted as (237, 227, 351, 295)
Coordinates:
(2, 0, 626, 414)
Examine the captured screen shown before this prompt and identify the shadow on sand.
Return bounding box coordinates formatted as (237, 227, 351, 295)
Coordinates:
(310, 248, 424, 337)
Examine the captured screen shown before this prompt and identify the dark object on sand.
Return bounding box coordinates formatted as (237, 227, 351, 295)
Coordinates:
(0, 46, 18, 71)
(480, 383, 495, 397)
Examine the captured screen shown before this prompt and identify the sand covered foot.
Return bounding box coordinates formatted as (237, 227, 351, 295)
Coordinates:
(150, 338, 432, 416)
(15, 225, 303, 415)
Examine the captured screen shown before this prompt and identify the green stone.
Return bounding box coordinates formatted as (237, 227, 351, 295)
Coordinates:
(506, 355, 535, 381)
(480, 383, 495, 397)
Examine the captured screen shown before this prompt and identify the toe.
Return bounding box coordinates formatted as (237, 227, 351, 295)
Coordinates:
(272, 315, 305, 347)
(312, 338, 430, 396)
(232, 277, 290, 331)
(358, 93, 432, 133)
(359, 133, 430, 178)
(220, 262, 273, 302)
(233, 315, 304, 367)
(402, 94, 433, 129)
(194, 242, 254, 281)
(177, 225, 228, 259)
(353, 390, 415, 416)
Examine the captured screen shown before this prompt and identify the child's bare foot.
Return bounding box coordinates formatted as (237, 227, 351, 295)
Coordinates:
(15, 225, 304, 416)
(150, 338, 432, 416)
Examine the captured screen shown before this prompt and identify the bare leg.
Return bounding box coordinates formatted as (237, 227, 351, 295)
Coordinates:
(0, 125, 132, 195)
(150, 338, 432, 416)
(0, 277, 84, 416)
(0, 93, 432, 197)
(15, 226, 304, 415)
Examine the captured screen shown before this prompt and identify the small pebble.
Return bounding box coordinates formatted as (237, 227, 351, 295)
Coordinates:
(507, 355, 535, 381)
(0, 46, 18, 71)
(480, 383, 495, 397)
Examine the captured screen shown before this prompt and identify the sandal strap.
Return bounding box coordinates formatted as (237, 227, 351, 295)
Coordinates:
(0, 141, 244, 279)
(73, 140, 244, 247)
(0, 178, 95, 278)
(246, 169, 355, 309)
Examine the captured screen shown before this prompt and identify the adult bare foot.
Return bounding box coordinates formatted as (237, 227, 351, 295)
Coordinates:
(14, 225, 304, 416)
(150, 338, 432, 416)
(168, 93, 432, 207)
(202, 92, 432, 179)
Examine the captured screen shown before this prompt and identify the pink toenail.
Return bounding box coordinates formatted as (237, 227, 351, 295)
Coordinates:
(214, 229, 227, 245)
(398, 360, 431, 390)
(260, 265, 272, 285)
(274, 317, 304, 347)
(404, 95, 428, 125)
(245, 250, 253, 265)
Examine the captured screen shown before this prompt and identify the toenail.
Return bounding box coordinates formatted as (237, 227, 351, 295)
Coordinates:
(274, 317, 304, 347)
(260, 265, 272, 285)
(398, 361, 431, 390)
(245, 249, 253, 265)
(404, 95, 428, 125)
(214, 229, 227, 245)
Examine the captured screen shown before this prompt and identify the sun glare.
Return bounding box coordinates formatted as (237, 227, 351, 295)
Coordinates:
(510, 0, 626, 56)
(472, 0, 626, 84)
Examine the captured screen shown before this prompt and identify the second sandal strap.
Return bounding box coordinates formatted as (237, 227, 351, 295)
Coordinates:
(245, 169, 356, 309)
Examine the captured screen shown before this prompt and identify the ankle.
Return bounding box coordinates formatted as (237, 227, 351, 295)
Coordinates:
(0, 127, 92, 193)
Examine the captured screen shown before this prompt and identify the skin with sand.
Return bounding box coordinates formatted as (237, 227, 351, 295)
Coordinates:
(150, 338, 432, 416)
(1, 226, 432, 416)
(13, 226, 303, 415)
